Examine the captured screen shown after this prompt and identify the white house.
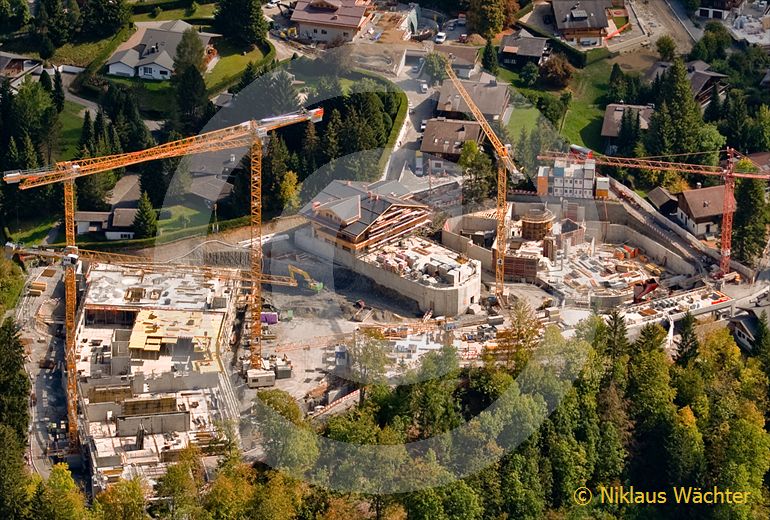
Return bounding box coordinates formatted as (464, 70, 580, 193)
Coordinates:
(107, 20, 219, 80)
(675, 185, 733, 238)
(74, 209, 138, 240)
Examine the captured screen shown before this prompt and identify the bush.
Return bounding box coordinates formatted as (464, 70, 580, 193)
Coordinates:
(152, 6, 162, 17)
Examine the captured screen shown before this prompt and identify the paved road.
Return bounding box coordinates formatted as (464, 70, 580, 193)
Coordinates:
(60, 72, 100, 117)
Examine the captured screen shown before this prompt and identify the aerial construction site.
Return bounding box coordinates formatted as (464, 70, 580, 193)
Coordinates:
(4, 66, 757, 499)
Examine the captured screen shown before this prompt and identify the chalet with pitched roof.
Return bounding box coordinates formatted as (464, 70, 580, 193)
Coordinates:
(107, 21, 220, 80)
(291, 0, 373, 43)
(300, 180, 430, 253)
(498, 33, 550, 68)
(550, 0, 612, 45)
(676, 185, 734, 238)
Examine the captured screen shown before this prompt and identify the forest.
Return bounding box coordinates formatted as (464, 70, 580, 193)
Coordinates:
(2, 305, 769, 519)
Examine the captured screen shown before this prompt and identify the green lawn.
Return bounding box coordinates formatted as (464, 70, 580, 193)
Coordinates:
(498, 60, 612, 150)
(613, 16, 630, 29)
(107, 77, 176, 118)
(132, 3, 216, 22)
(561, 60, 612, 150)
(8, 216, 60, 246)
(206, 40, 265, 93)
(158, 204, 211, 233)
(1, 31, 133, 67)
(58, 101, 86, 161)
(507, 105, 541, 136)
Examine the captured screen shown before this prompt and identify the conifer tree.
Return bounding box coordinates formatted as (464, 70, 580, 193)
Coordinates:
(39, 69, 53, 92)
(52, 69, 65, 113)
(482, 39, 499, 75)
(132, 191, 158, 238)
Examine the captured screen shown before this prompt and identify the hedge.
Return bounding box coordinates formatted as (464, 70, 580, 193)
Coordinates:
(131, 0, 217, 15)
(205, 40, 276, 95)
(378, 90, 408, 175)
(50, 215, 251, 251)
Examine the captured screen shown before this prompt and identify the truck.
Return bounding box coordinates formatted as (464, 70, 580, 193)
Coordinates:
(415, 151, 424, 176)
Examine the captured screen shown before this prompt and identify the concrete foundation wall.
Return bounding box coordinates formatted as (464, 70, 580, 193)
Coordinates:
(586, 223, 696, 275)
(295, 227, 481, 316)
(116, 411, 190, 436)
(441, 228, 494, 271)
(85, 402, 123, 424)
(137, 371, 220, 394)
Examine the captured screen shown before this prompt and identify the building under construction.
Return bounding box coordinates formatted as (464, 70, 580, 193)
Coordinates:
(72, 264, 238, 493)
(296, 180, 482, 315)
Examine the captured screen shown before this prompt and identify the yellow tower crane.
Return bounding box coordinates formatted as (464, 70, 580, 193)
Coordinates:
(3, 108, 323, 448)
(443, 61, 521, 302)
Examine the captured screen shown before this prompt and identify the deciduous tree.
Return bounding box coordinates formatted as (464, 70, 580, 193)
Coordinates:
(656, 35, 677, 61)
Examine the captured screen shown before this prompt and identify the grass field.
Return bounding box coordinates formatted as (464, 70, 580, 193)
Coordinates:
(206, 40, 265, 92)
(561, 60, 612, 150)
(158, 204, 210, 233)
(1, 31, 133, 67)
(58, 101, 86, 161)
(497, 60, 612, 149)
(133, 4, 216, 22)
(107, 77, 175, 118)
(8, 216, 60, 246)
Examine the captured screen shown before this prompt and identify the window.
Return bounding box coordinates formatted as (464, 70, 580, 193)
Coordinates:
(321, 29, 327, 34)
(343, 32, 349, 37)
(160, 70, 168, 76)
(314, 28, 318, 33)
(120, 233, 132, 239)
(142, 67, 153, 75)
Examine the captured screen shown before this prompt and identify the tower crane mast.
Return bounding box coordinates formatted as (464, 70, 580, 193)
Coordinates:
(538, 147, 769, 275)
(4, 108, 323, 447)
(443, 61, 521, 301)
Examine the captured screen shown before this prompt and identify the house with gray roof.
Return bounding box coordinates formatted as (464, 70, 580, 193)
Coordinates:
(107, 20, 220, 80)
(300, 180, 430, 253)
(420, 118, 483, 161)
(437, 75, 511, 123)
(498, 33, 550, 69)
(0, 51, 42, 90)
(550, 0, 612, 46)
(644, 60, 727, 107)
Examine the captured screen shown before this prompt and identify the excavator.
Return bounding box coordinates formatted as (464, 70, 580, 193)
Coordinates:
(287, 264, 323, 293)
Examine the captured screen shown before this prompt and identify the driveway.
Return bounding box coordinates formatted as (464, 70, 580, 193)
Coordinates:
(60, 72, 100, 117)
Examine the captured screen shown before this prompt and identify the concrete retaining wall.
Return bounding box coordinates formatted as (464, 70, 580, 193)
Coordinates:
(295, 226, 481, 316)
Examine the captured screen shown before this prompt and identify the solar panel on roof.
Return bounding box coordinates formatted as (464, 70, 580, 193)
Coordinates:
(571, 9, 588, 19)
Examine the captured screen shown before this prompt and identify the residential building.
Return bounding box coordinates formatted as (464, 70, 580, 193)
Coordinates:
(600, 103, 654, 142)
(729, 308, 760, 351)
(437, 76, 511, 123)
(435, 45, 480, 79)
(291, 0, 373, 43)
(420, 117, 483, 161)
(550, 0, 612, 46)
(74, 209, 139, 240)
(498, 33, 550, 68)
(645, 60, 727, 106)
(647, 186, 678, 216)
(107, 20, 220, 80)
(536, 159, 609, 199)
(675, 185, 734, 238)
(697, 0, 744, 19)
(0, 51, 42, 89)
(746, 151, 770, 174)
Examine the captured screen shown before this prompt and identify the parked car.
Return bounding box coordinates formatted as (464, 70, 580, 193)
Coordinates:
(420, 119, 427, 132)
(419, 82, 429, 93)
(267, 0, 279, 6)
(412, 64, 420, 73)
(458, 34, 468, 43)
(408, 100, 414, 114)
(434, 32, 447, 43)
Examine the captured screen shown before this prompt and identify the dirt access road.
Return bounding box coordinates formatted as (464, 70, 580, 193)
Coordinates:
(634, 0, 695, 53)
(135, 215, 307, 262)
